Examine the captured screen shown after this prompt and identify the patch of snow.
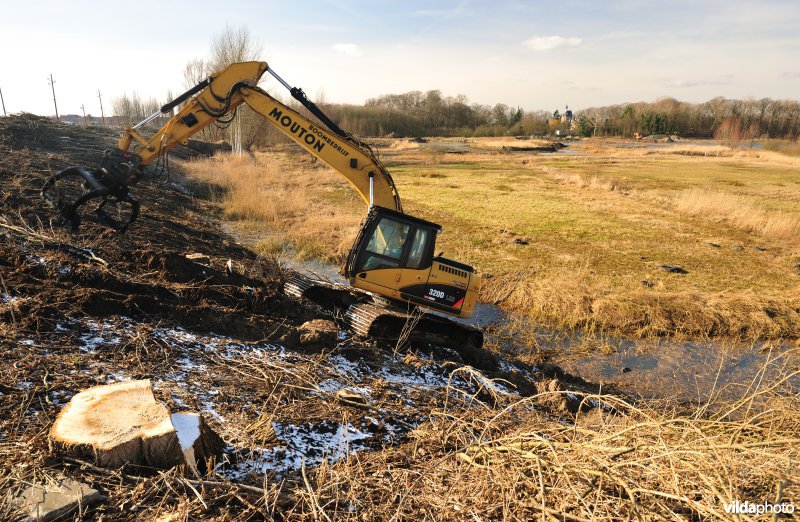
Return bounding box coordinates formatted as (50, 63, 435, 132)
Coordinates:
(104, 371, 130, 383)
(19, 339, 35, 346)
(223, 421, 373, 477)
(316, 379, 344, 393)
(1, 293, 19, 303)
(202, 400, 224, 422)
(375, 364, 450, 389)
(79, 335, 106, 353)
(177, 356, 207, 372)
(171, 413, 201, 449)
(171, 413, 201, 473)
(328, 355, 363, 377)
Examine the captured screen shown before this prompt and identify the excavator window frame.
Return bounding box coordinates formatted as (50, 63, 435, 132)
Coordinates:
(353, 209, 439, 274)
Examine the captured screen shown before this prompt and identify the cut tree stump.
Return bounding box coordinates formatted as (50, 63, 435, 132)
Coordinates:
(49, 380, 223, 474)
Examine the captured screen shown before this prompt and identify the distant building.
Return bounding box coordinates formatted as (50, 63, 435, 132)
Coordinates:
(561, 105, 573, 126)
(550, 105, 576, 135)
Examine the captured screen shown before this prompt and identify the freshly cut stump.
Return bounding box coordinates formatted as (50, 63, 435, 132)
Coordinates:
(50, 380, 223, 474)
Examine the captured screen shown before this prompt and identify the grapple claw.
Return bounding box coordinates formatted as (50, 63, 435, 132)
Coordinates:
(41, 164, 140, 234)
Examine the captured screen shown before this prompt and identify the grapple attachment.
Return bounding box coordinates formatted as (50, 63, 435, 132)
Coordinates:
(41, 149, 142, 233)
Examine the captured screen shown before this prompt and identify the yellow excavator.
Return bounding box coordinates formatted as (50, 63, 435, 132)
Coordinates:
(42, 61, 483, 349)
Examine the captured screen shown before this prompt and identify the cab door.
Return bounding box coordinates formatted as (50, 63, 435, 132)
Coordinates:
(349, 213, 435, 300)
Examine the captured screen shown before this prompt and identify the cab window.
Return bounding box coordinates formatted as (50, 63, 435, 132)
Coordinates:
(359, 218, 410, 270)
(406, 227, 431, 269)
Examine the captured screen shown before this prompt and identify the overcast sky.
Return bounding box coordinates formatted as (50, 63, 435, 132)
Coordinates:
(1, 0, 798, 117)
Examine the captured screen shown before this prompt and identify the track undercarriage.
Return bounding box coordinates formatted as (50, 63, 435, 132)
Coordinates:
(283, 273, 484, 353)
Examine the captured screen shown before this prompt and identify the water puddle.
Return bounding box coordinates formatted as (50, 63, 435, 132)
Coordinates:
(559, 339, 799, 401)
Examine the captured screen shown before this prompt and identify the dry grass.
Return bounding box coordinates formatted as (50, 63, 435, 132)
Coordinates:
(178, 151, 364, 262)
(388, 139, 422, 150)
(674, 189, 800, 241)
(469, 137, 556, 150)
(542, 166, 632, 193)
(289, 352, 800, 520)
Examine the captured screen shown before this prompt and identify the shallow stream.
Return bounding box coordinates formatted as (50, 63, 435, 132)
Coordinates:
(282, 257, 799, 402)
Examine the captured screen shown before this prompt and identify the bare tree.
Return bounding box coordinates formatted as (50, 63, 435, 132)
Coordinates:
(112, 92, 161, 126)
(207, 26, 265, 153)
(209, 25, 262, 71)
(183, 58, 208, 90)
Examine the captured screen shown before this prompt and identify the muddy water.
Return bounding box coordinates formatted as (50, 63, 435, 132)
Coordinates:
(559, 338, 798, 401)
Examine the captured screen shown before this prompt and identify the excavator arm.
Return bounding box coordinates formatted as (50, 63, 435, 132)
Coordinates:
(120, 61, 402, 212)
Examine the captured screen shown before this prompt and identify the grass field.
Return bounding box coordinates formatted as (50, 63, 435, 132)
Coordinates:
(178, 138, 800, 340)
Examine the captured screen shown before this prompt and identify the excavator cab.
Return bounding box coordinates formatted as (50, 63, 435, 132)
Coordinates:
(345, 207, 479, 319)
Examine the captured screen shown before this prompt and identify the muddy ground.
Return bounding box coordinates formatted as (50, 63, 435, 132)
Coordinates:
(0, 115, 605, 520)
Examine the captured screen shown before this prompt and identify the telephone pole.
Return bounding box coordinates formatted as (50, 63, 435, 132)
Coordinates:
(48, 74, 59, 122)
(97, 89, 105, 126)
(81, 104, 87, 127)
(0, 87, 6, 116)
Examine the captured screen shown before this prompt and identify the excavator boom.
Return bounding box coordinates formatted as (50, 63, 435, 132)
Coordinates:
(119, 61, 402, 212)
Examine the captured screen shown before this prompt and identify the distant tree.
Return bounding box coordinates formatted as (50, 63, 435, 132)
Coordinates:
(183, 59, 208, 90)
(182, 26, 266, 148)
(111, 92, 161, 126)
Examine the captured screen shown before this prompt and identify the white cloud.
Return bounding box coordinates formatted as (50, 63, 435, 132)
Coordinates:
(666, 78, 732, 88)
(332, 43, 363, 57)
(523, 35, 583, 51)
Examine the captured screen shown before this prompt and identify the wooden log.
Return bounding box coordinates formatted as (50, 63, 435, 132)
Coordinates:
(49, 380, 223, 474)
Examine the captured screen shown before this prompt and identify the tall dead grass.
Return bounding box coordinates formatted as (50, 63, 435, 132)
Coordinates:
(294, 352, 800, 520)
(178, 152, 364, 262)
(542, 166, 632, 193)
(674, 189, 800, 241)
(481, 266, 800, 340)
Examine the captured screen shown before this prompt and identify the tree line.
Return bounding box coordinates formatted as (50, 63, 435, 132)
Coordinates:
(112, 83, 800, 144)
(320, 95, 800, 140)
(574, 97, 800, 140)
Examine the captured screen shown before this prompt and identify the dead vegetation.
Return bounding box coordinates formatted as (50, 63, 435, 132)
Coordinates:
(178, 150, 363, 262)
(1, 116, 798, 520)
(296, 361, 799, 520)
(673, 189, 800, 241)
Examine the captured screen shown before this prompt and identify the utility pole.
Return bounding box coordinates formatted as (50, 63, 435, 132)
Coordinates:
(0, 87, 6, 116)
(48, 73, 59, 122)
(97, 89, 105, 126)
(81, 104, 87, 127)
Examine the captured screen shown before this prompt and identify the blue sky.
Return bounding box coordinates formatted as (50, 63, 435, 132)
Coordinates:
(1, 0, 798, 116)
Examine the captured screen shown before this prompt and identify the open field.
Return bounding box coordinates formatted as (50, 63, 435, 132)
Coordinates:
(180, 138, 800, 340)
